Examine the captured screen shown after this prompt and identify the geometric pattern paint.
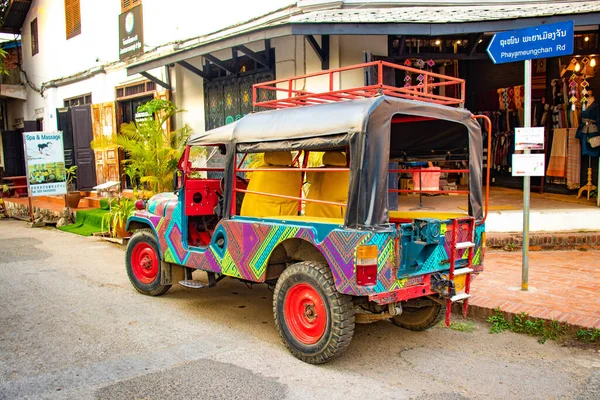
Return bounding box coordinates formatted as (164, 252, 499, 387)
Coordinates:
(130, 195, 485, 297)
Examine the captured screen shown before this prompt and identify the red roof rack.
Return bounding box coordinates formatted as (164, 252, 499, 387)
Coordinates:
(252, 61, 465, 110)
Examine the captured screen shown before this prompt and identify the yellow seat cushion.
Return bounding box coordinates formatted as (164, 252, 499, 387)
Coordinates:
(240, 152, 301, 217)
(305, 151, 349, 219)
(389, 210, 468, 221)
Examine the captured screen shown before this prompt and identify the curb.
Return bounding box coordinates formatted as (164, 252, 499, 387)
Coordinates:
(452, 303, 599, 332)
(487, 231, 600, 251)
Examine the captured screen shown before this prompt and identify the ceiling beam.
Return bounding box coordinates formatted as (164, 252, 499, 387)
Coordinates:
(177, 60, 211, 80)
(204, 54, 235, 74)
(139, 71, 171, 90)
(468, 33, 485, 57)
(305, 35, 329, 70)
(127, 26, 291, 76)
(235, 44, 269, 68)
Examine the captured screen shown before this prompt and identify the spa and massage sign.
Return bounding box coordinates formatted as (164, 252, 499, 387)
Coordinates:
(23, 132, 67, 196)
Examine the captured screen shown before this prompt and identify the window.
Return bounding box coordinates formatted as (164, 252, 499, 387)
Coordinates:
(121, 0, 142, 13)
(65, 0, 81, 39)
(64, 93, 92, 108)
(30, 18, 38, 55)
(115, 81, 155, 99)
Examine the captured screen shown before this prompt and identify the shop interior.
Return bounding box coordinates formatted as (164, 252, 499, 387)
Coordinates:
(386, 31, 600, 214)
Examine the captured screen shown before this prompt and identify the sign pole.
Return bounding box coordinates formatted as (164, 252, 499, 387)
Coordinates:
(486, 20, 574, 291)
(522, 59, 532, 291)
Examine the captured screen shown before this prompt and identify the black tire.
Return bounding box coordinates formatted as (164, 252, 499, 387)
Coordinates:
(390, 302, 445, 331)
(125, 229, 171, 296)
(273, 261, 355, 364)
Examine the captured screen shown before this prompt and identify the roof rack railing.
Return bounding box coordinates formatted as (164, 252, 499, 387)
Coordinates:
(252, 61, 465, 110)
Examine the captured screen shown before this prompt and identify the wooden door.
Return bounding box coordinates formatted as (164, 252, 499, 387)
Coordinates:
(1, 130, 25, 176)
(71, 105, 97, 190)
(57, 108, 75, 167)
(91, 102, 120, 185)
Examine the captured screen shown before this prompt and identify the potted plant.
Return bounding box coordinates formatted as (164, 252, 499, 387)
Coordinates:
(102, 196, 135, 238)
(65, 166, 81, 208)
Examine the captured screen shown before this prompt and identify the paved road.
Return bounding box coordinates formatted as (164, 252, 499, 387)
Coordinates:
(0, 219, 598, 400)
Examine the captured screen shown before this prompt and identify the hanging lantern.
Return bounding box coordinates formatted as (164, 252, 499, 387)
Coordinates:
(404, 59, 412, 87)
(569, 58, 578, 111)
(581, 77, 590, 111)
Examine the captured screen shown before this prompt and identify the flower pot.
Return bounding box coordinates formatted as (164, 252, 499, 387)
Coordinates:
(66, 191, 81, 208)
(113, 220, 130, 238)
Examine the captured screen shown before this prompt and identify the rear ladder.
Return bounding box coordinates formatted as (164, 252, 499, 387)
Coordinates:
(445, 217, 476, 327)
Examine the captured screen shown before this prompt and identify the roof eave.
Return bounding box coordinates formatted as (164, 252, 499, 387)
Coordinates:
(0, 0, 33, 34)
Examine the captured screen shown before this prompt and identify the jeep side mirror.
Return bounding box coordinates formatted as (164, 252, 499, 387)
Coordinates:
(173, 170, 181, 193)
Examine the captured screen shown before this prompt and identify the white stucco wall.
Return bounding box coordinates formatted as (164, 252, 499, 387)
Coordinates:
(16, 0, 389, 136)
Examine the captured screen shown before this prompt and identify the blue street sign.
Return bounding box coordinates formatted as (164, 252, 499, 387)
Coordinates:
(487, 21, 574, 64)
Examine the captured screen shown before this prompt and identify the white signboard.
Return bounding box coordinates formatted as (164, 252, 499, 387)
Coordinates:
(512, 153, 545, 177)
(23, 132, 67, 196)
(515, 127, 545, 150)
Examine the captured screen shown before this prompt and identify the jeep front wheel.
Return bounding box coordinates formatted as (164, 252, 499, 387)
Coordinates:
(126, 229, 171, 296)
(273, 261, 355, 364)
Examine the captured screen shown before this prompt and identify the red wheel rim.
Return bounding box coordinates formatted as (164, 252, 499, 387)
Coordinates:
(283, 283, 327, 345)
(131, 242, 159, 284)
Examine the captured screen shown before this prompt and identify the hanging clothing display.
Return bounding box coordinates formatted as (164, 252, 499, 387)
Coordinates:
(566, 128, 581, 189)
(575, 101, 600, 158)
(547, 128, 568, 177)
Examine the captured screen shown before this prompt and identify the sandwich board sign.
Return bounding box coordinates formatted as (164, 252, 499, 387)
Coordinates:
(23, 132, 67, 196)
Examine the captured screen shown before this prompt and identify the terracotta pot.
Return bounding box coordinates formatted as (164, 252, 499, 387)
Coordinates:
(113, 221, 130, 238)
(66, 191, 81, 208)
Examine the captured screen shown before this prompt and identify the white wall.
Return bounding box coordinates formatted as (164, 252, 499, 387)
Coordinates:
(17, 0, 389, 135)
(172, 57, 205, 135)
(339, 35, 387, 87)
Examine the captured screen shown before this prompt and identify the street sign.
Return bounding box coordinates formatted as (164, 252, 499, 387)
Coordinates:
(512, 154, 545, 177)
(486, 21, 574, 64)
(515, 127, 545, 151)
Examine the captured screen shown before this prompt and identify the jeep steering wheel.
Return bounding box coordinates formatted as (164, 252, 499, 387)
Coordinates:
(219, 174, 249, 193)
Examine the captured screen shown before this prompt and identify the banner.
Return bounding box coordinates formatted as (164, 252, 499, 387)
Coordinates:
(23, 132, 67, 196)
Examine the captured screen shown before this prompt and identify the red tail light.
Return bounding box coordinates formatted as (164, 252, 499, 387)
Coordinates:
(356, 245, 378, 286)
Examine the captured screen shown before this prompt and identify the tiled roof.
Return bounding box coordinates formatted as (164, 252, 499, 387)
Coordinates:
(291, 2, 600, 24)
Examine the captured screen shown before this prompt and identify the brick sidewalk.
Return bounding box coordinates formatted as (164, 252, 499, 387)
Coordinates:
(468, 250, 600, 330)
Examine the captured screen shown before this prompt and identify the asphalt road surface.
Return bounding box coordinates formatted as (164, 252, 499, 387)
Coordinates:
(0, 219, 598, 400)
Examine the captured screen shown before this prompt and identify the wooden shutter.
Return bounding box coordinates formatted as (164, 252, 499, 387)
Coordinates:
(30, 19, 38, 55)
(122, 0, 142, 13)
(65, 0, 81, 39)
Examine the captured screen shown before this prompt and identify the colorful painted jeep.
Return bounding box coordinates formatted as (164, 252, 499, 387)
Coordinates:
(125, 62, 490, 364)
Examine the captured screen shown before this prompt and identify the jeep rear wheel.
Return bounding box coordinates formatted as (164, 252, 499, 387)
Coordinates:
(390, 302, 444, 331)
(126, 229, 171, 296)
(273, 261, 355, 364)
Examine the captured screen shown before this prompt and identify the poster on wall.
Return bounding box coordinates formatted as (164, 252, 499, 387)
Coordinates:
(23, 132, 67, 196)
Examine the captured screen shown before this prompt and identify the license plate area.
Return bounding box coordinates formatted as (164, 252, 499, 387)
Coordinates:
(454, 274, 466, 292)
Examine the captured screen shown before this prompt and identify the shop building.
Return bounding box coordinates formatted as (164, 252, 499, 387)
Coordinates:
(1, 0, 599, 218)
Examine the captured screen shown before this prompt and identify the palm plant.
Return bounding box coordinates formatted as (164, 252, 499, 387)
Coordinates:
(102, 196, 136, 238)
(65, 165, 78, 191)
(91, 99, 191, 194)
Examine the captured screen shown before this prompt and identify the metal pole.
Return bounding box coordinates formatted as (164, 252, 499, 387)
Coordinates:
(522, 59, 532, 291)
